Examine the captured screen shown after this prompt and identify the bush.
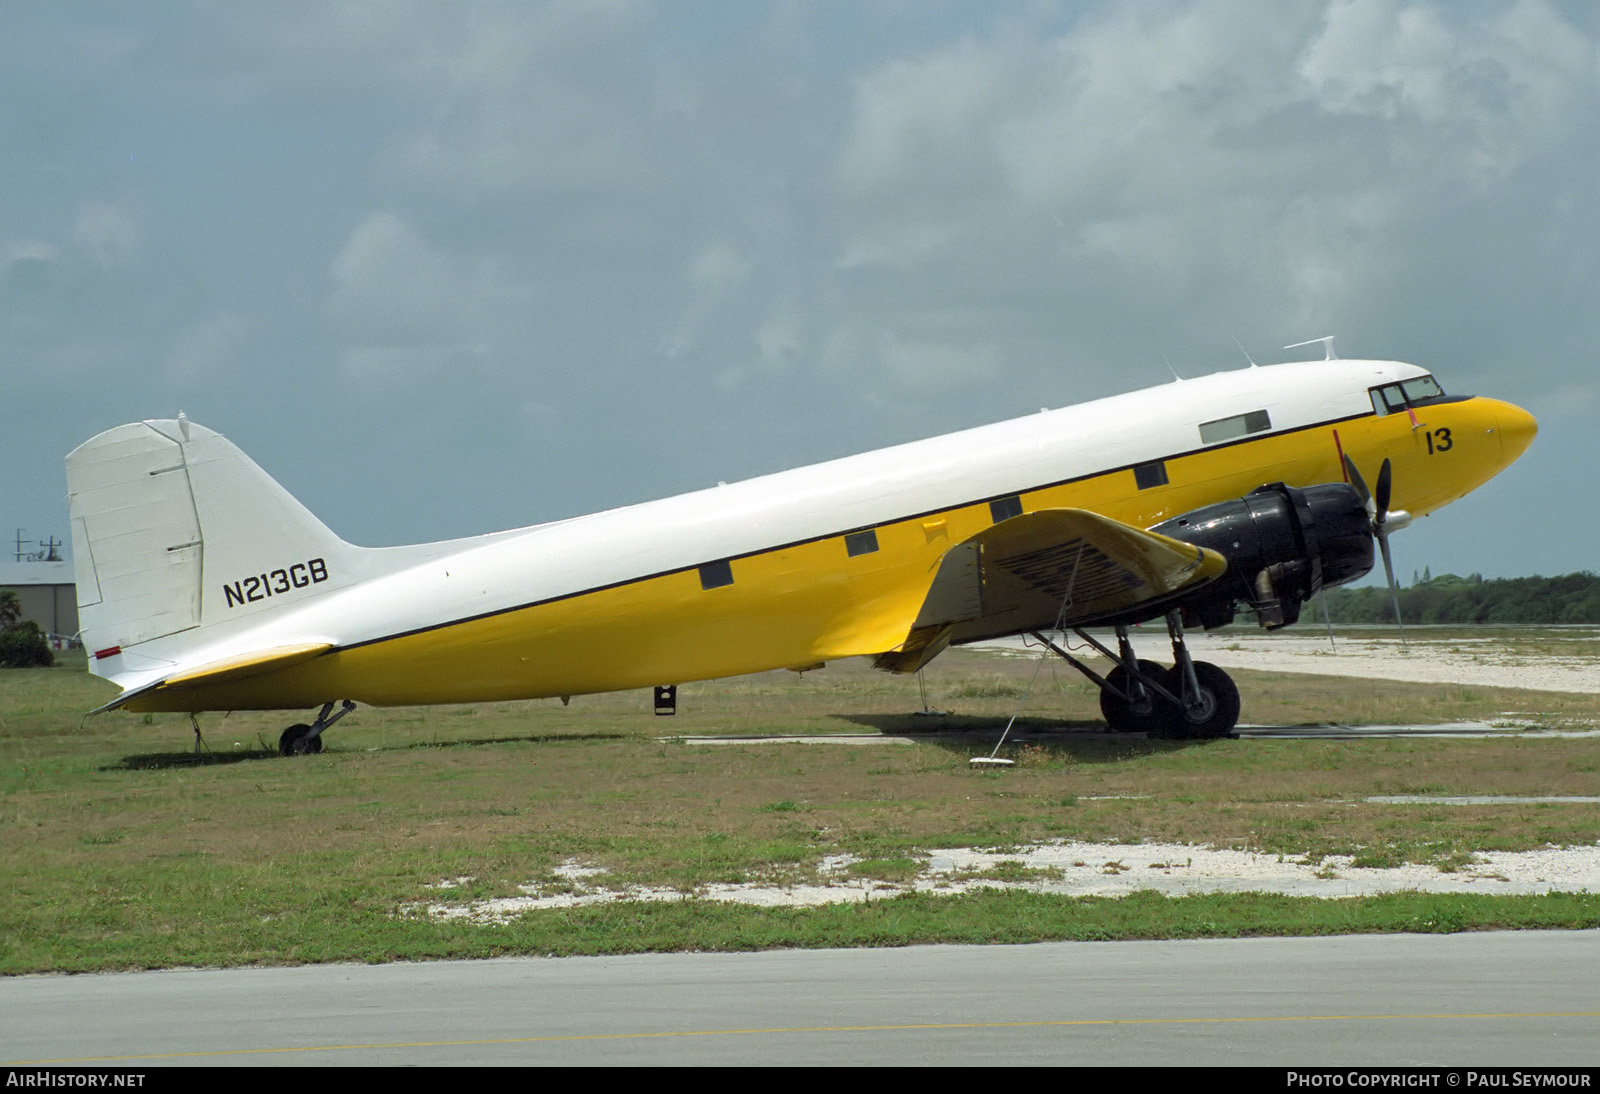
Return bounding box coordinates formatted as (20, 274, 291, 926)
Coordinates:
(0, 622, 54, 668)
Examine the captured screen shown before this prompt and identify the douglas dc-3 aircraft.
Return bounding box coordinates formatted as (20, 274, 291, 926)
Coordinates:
(67, 349, 1535, 754)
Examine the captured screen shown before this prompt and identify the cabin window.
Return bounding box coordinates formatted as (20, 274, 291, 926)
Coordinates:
(698, 560, 734, 590)
(989, 495, 1023, 523)
(1133, 461, 1168, 489)
(1198, 409, 1271, 445)
(844, 529, 879, 557)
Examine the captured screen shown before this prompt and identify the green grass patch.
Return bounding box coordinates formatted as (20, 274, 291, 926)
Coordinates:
(3, 644, 1598, 973)
(7, 888, 1600, 973)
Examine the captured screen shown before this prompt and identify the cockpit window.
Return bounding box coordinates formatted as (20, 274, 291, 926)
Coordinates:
(1369, 374, 1448, 416)
(1401, 376, 1444, 402)
(1372, 386, 1405, 416)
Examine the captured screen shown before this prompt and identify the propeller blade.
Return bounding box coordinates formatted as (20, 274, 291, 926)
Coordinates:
(1346, 453, 1407, 648)
(1343, 454, 1377, 526)
(1376, 529, 1408, 649)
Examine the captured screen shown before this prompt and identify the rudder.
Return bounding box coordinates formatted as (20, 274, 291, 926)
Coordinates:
(66, 418, 355, 667)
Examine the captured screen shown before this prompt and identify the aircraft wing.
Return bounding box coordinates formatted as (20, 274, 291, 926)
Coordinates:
(871, 508, 1226, 673)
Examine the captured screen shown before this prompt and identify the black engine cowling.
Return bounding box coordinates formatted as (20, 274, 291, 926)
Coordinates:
(1150, 482, 1374, 630)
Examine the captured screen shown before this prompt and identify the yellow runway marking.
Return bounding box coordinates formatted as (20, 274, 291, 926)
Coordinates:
(14, 1011, 1600, 1064)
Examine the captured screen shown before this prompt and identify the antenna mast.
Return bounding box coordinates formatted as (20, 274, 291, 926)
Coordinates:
(1284, 335, 1337, 360)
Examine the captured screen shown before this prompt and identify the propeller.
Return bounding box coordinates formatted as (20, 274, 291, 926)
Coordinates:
(1343, 455, 1412, 647)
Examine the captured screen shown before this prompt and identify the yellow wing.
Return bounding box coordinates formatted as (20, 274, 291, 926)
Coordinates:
(870, 508, 1226, 673)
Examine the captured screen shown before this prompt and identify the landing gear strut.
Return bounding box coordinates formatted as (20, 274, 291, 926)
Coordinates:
(1097, 627, 1168, 733)
(1099, 658, 1168, 732)
(1030, 615, 1240, 739)
(278, 700, 356, 756)
(1160, 613, 1239, 739)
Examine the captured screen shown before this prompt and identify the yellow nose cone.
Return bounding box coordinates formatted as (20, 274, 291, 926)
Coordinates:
(1495, 400, 1538, 466)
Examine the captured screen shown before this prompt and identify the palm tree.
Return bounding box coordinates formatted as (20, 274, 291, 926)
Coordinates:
(0, 589, 21, 629)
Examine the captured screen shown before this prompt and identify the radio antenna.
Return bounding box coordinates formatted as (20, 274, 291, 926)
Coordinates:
(1284, 335, 1337, 360)
(1230, 334, 1257, 368)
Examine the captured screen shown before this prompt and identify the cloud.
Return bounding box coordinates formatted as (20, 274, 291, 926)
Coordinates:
(6, 2, 1598, 571)
(876, 332, 1000, 388)
(340, 344, 487, 382)
(835, 33, 1009, 195)
(657, 241, 755, 362)
(164, 312, 254, 383)
(0, 243, 58, 300)
(0, 204, 176, 378)
(72, 201, 140, 270)
(820, 0, 1600, 385)
(324, 210, 537, 379)
(835, 222, 956, 272)
(755, 310, 803, 369)
(370, 3, 671, 198)
(325, 211, 464, 338)
(1298, 0, 1593, 188)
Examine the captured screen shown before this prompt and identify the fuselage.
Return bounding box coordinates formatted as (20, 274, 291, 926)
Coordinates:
(100, 358, 1536, 712)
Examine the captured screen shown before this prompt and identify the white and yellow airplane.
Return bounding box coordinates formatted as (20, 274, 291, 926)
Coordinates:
(66, 350, 1535, 753)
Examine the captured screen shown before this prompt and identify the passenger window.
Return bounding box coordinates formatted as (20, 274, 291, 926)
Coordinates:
(1133, 461, 1168, 489)
(1198, 409, 1270, 445)
(989, 496, 1023, 523)
(698, 560, 734, 590)
(844, 530, 879, 557)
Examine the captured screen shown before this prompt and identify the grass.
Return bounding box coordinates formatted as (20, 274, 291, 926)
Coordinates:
(2, 641, 1599, 974)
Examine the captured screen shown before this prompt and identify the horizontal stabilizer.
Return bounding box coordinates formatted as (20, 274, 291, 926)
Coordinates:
(93, 643, 333, 713)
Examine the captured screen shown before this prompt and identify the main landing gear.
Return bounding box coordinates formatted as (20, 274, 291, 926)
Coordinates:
(278, 700, 356, 756)
(1031, 612, 1240, 739)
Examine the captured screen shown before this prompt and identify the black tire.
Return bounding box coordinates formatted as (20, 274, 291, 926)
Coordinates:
(1099, 659, 1170, 733)
(1163, 661, 1240, 739)
(278, 723, 322, 756)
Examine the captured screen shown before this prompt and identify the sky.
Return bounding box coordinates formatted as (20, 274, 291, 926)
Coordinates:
(4, 0, 1597, 584)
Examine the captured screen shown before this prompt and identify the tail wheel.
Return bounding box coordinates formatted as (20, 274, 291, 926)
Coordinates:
(278, 723, 322, 756)
(1163, 661, 1240, 739)
(1099, 659, 1170, 733)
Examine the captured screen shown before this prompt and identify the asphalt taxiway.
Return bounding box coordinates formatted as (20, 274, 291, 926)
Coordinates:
(5, 931, 1597, 1066)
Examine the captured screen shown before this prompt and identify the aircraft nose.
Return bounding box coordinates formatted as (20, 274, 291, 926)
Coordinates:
(1495, 400, 1538, 466)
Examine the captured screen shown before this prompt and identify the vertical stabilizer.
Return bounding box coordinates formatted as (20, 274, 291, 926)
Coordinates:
(68, 423, 203, 651)
(66, 420, 356, 668)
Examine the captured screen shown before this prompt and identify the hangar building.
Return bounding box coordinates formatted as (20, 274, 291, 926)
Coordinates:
(0, 560, 79, 641)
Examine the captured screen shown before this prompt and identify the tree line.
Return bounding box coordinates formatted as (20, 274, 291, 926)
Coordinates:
(1320, 571, 1600, 625)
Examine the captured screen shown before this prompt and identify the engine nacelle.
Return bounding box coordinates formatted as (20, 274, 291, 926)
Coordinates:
(1150, 482, 1374, 630)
